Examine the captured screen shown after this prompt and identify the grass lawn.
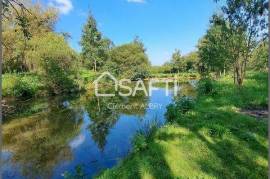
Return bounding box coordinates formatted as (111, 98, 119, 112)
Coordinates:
(97, 72, 268, 179)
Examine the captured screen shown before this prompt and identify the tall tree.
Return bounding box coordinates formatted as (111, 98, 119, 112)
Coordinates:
(80, 13, 111, 72)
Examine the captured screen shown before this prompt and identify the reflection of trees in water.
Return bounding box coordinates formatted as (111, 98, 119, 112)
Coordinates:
(3, 99, 84, 178)
(86, 96, 120, 151)
(84, 90, 149, 151)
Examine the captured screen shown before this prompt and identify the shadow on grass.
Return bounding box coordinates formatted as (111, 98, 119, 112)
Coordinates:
(97, 72, 268, 178)
(172, 78, 268, 178)
(98, 139, 175, 179)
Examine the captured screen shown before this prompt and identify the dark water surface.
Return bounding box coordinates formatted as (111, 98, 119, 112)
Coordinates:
(2, 83, 195, 179)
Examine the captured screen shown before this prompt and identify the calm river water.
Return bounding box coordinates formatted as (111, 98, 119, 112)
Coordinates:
(2, 82, 195, 178)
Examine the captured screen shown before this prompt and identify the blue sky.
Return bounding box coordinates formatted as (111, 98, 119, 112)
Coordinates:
(45, 0, 220, 65)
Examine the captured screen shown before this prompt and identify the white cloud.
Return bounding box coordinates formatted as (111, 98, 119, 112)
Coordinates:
(127, 0, 146, 3)
(48, 0, 73, 15)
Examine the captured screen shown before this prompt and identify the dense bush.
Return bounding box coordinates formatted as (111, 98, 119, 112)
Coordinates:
(28, 33, 79, 94)
(3, 73, 43, 98)
(166, 96, 195, 122)
(13, 77, 40, 98)
(132, 134, 147, 153)
(197, 78, 216, 95)
(43, 58, 78, 95)
(3, 74, 18, 97)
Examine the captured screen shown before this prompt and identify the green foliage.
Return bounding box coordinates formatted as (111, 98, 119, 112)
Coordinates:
(198, 15, 233, 75)
(13, 76, 40, 98)
(3, 73, 43, 98)
(175, 96, 196, 113)
(132, 134, 147, 153)
(170, 49, 183, 73)
(207, 124, 228, 138)
(160, 51, 199, 74)
(197, 78, 216, 95)
(166, 96, 195, 122)
(249, 40, 268, 71)
(105, 39, 150, 79)
(3, 1, 80, 96)
(78, 69, 98, 84)
(165, 104, 180, 122)
(200, 0, 268, 85)
(80, 13, 111, 71)
(43, 58, 78, 95)
(3, 73, 19, 97)
(3, 2, 58, 73)
(26, 32, 79, 94)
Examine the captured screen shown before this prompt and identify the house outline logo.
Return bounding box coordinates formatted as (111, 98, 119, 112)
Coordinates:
(94, 71, 118, 97)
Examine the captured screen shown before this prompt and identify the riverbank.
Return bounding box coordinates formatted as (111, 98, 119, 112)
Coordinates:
(97, 71, 268, 178)
(3, 69, 97, 98)
(3, 71, 199, 99)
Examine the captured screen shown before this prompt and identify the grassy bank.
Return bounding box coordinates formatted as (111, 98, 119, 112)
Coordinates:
(97, 72, 268, 179)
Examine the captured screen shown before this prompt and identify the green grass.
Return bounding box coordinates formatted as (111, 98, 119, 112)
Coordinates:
(96, 71, 268, 179)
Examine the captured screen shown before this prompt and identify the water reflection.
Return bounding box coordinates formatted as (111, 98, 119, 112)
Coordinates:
(2, 81, 195, 178)
(3, 98, 84, 178)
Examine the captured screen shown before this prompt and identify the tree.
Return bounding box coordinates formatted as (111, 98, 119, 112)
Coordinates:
(170, 49, 183, 73)
(26, 32, 78, 94)
(3, 1, 58, 72)
(80, 13, 111, 72)
(182, 51, 199, 72)
(248, 40, 268, 70)
(215, 0, 268, 85)
(198, 15, 234, 76)
(105, 39, 150, 80)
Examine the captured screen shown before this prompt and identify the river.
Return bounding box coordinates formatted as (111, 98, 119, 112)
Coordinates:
(2, 82, 195, 178)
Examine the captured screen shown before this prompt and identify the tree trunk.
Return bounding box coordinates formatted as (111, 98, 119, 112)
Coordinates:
(94, 60, 97, 72)
(233, 68, 236, 84)
(235, 65, 244, 86)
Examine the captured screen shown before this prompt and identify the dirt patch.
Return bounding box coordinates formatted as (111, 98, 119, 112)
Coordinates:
(240, 108, 268, 119)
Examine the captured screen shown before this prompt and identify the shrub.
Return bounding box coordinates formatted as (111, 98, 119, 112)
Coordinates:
(132, 134, 147, 153)
(166, 104, 180, 122)
(43, 58, 78, 95)
(27, 33, 79, 95)
(175, 96, 196, 113)
(197, 78, 216, 95)
(13, 76, 41, 98)
(3, 74, 18, 97)
(166, 96, 195, 122)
